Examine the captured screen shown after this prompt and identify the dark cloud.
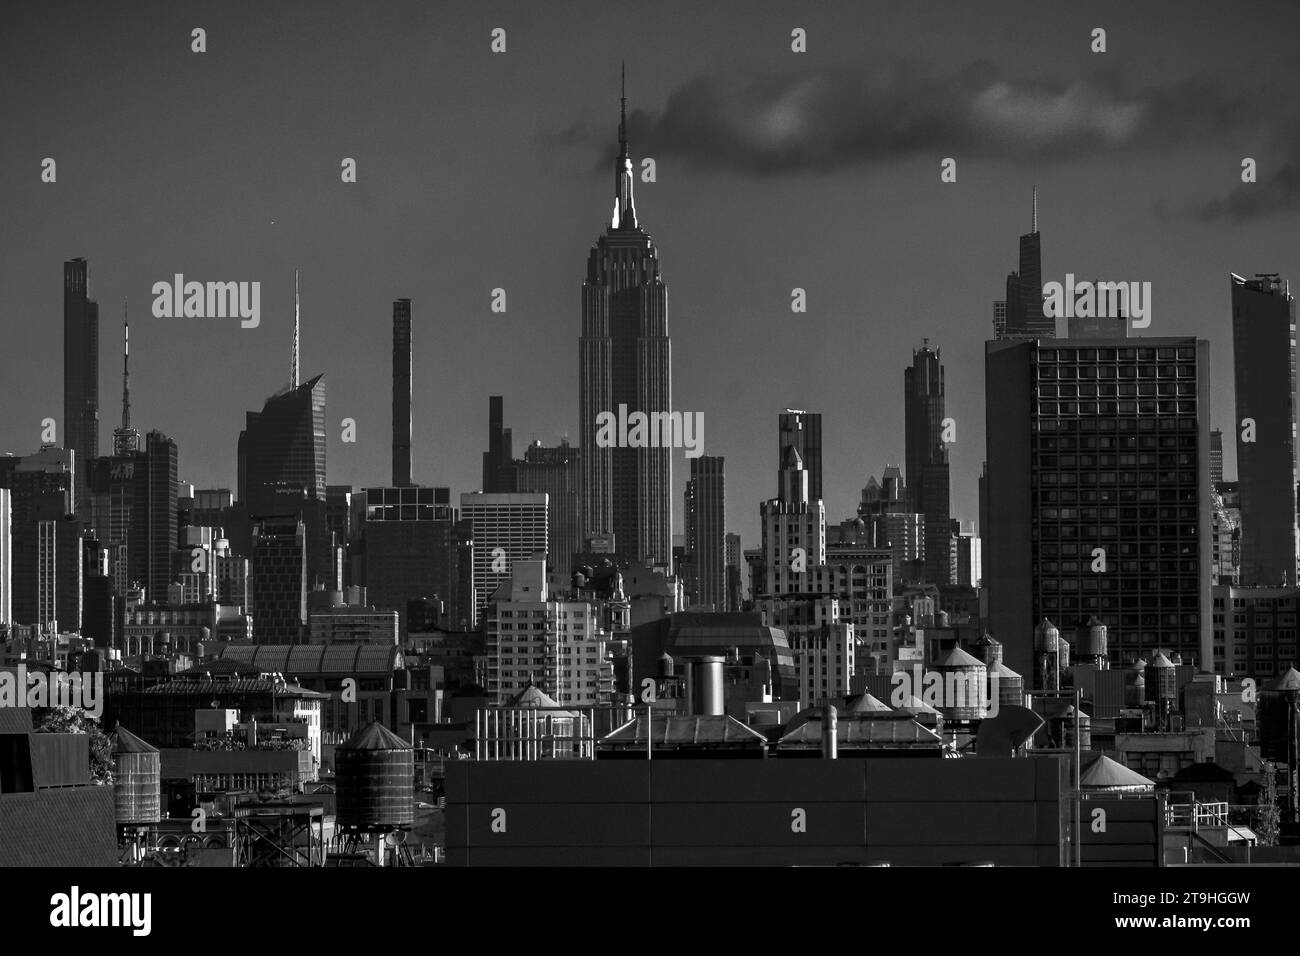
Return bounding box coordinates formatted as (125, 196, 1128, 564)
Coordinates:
(1193, 135, 1300, 223)
(546, 63, 1287, 179)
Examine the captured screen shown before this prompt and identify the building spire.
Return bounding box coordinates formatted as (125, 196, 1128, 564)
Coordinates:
(291, 268, 300, 390)
(113, 298, 140, 455)
(1032, 185, 1038, 234)
(122, 298, 131, 433)
(619, 60, 627, 156)
(611, 63, 638, 230)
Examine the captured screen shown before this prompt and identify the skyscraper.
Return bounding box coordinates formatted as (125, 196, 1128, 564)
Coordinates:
(362, 486, 470, 634)
(778, 410, 823, 503)
(999, 191, 1052, 339)
(1209, 428, 1224, 486)
(482, 395, 513, 494)
(392, 298, 412, 487)
(91, 430, 178, 603)
(63, 258, 100, 508)
(985, 336, 1212, 680)
(0, 448, 80, 633)
(684, 456, 726, 611)
(904, 342, 953, 585)
(251, 516, 307, 643)
(130, 430, 178, 604)
(238, 374, 327, 513)
(514, 439, 580, 579)
(460, 492, 548, 627)
(578, 73, 672, 568)
(0, 488, 11, 627)
(1230, 273, 1297, 586)
(725, 532, 742, 612)
(759, 444, 825, 597)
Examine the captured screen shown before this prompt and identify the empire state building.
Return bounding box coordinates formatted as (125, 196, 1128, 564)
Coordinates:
(579, 75, 672, 568)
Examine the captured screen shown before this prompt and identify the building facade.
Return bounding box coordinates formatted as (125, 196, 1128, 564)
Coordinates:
(684, 456, 725, 611)
(1230, 273, 1297, 586)
(485, 559, 613, 706)
(905, 343, 953, 585)
(362, 485, 471, 634)
(461, 492, 548, 627)
(251, 517, 307, 642)
(578, 90, 672, 569)
(985, 337, 1213, 681)
(63, 258, 99, 508)
(392, 299, 412, 487)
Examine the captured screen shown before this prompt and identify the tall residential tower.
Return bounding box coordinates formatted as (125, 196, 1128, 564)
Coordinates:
(905, 342, 953, 585)
(392, 298, 412, 487)
(1230, 273, 1297, 586)
(64, 258, 100, 507)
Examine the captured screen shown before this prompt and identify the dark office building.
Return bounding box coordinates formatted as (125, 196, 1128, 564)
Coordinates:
(725, 533, 743, 612)
(1230, 273, 1297, 586)
(126, 430, 178, 605)
(392, 299, 413, 487)
(904, 342, 953, 585)
(514, 439, 580, 579)
(251, 516, 307, 642)
(362, 486, 472, 634)
(0, 449, 79, 631)
(82, 573, 116, 647)
(63, 258, 100, 509)
(482, 395, 513, 494)
(239, 374, 331, 588)
(1210, 428, 1224, 486)
(238, 374, 327, 514)
(684, 456, 726, 611)
(1000, 193, 1052, 340)
(985, 337, 1212, 682)
(778, 410, 823, 503)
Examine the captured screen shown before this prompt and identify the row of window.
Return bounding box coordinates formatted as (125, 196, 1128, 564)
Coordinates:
(1038, 401, 1197, 417)
(1038, 346, 1196, 363)
(1037, 433, 1197, 450)
(1038, 363, 1196, 380)
(1039, 505, 1197, 520)
(1035, 472, 1198, 486)
(1037, 524, 1199, 538)
(1039, 382, 1198, 397)
(1040, 455, 1197, 470)
(1036, 416, 1197, 433)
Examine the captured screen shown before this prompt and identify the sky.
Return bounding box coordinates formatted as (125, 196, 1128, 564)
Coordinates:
(2, 0, 1299, 553)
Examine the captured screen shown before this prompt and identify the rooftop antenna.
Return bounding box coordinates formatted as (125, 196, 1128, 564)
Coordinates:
(1032, 185, 1038, 234)
(290, 269, 300, 390)
(620, 60, 627, 152)
(121, 298, 131, 433)
(113, 299, 141, 455)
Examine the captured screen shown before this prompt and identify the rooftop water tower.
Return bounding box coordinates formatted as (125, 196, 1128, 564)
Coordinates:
(335, 721, 414, 865)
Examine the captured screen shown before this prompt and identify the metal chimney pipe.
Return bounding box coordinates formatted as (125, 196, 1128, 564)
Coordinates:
(822, 704, 838, 759)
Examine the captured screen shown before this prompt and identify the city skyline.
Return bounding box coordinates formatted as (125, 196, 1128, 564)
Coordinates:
(5, 1, 1300, 553)
(7, 0, 1300, 889)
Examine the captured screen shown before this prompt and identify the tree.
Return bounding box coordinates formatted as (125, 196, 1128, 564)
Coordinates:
(34, 706, 114, 786)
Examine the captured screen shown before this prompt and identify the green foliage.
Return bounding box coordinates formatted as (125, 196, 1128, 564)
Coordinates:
(34, 706, 115, 786)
